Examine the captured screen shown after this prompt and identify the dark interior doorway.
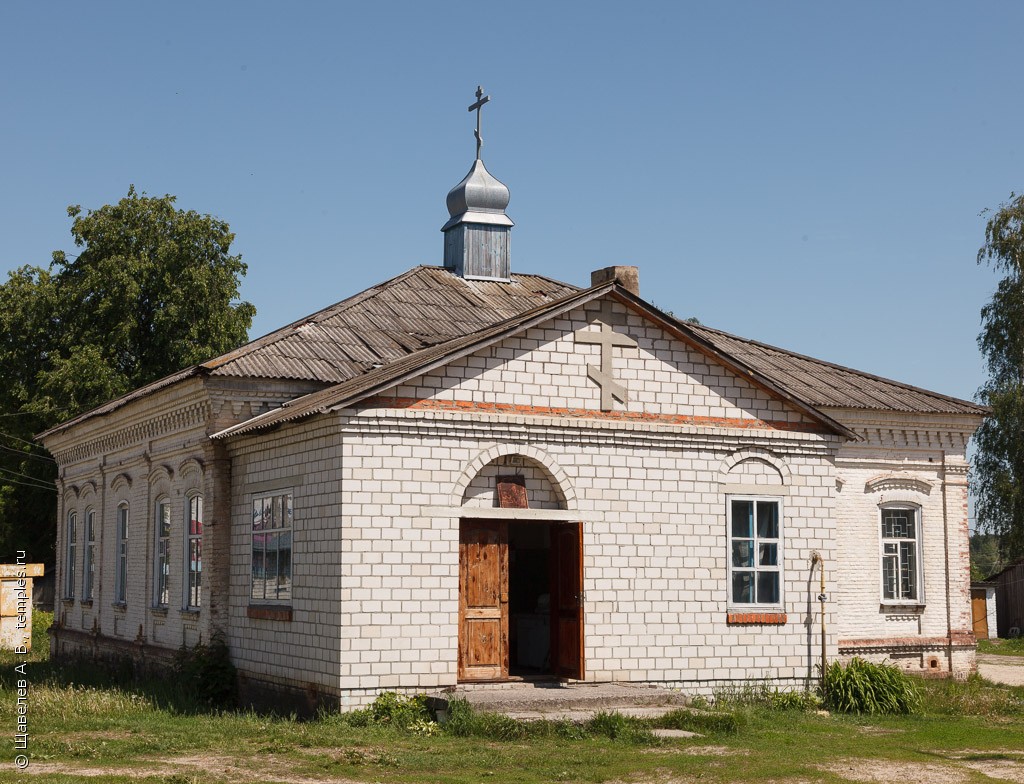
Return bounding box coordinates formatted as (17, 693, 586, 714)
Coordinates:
(508, 522, 552, 676)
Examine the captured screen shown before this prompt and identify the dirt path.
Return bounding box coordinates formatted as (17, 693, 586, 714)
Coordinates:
(978, 653, 1024, 686)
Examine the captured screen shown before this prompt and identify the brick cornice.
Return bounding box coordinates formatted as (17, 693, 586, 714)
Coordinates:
(51, 401, 210, 465)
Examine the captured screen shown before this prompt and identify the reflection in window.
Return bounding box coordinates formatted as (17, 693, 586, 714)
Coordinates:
(250, 492, 292, 602)
(115, 504, 128, 604)
(186, 495, 203, 608)
(154, 498, 171, 607)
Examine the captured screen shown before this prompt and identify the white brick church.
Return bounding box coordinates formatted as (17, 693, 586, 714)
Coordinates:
(41, 99, 985, 710)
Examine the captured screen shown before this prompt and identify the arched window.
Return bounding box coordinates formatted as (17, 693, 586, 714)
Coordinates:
(115, 503, 129, 604)
(83, 509, 96, 600)
(154, 497, 171, 607)
(185, 495, 203, 609)
(880, 504, 923, 603)
(64, 511, 77, 600)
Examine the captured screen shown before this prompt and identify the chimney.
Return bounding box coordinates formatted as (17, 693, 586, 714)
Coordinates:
(591, 265, 640, 297)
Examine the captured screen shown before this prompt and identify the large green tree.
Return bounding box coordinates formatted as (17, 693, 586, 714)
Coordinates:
(974, 192, 1024, 561)
(0, 187, 255, 563)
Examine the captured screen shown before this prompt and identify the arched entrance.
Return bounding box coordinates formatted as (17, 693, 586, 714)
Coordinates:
(456, 453, 583, 682)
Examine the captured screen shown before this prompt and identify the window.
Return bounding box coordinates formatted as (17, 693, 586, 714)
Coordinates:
(115, 503, 128, 604)
(728, 497, 782, 606)
(83, 509, 96, 600)
(64, 511, 77, 599)
(881, 506, 921, 602)
(251, 492, 292, 602)
(154, 498, 171, 607)
(185, 495, 203, 609)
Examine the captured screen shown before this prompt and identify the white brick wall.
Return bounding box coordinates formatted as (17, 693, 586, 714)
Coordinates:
(223, 301, 852, 704)
(45, 293, 983, 707)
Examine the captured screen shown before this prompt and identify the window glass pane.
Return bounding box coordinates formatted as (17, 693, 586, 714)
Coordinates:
(251, 532, 266, 600)
(190, 539, 202, 607)
(900, 542, 917, 599)
(273, 495, 284, 530)
(277, 531, 292, 601)
(882, 555, 897, 600)
(732, 540, 753, 568)
(732, 572, 753, 604)
(190, 496, 203, 536)
(267, 531, 280, 595)
(882, 509, 915, 539)
(759, 543, 777, 566)
(731, 500, 753, 538)
(286, 494, 293, 528)
(757, 502, 778, 539)
(756, 572, 780, 604)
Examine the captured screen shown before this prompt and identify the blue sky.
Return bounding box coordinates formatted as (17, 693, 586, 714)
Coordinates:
(2, 1, 1019, 405)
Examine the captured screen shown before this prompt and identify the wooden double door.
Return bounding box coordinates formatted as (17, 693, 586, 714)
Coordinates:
(458, 519, 583, 682)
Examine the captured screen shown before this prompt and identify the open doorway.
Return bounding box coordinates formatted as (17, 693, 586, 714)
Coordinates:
(508, 522, 551, 676)
(457, 518, 583, 682)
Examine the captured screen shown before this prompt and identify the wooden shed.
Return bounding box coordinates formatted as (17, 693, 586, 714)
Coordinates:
(990, 560, 1024, 639)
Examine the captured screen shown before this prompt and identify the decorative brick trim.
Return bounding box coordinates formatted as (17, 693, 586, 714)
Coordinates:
(247, 605, 293, 622)
(727, 612, 787, 625)
(839, 634, 976, 652)
(361, 396, 828, 434)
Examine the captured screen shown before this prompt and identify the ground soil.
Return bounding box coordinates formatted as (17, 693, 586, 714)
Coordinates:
(978, 653, 1024, 686)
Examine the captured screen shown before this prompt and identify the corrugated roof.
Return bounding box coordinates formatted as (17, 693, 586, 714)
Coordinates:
(202, 265, 577, 382)
(39, 264, 986, 443)
(213, 285, 859, 441)
(685, 322, 987, 416)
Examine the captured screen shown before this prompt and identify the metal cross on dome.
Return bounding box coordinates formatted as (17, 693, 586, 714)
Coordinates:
(468, 85, 490, 160)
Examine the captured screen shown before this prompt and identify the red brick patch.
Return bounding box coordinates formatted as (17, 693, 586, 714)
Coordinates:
(727, 612, 787, 625)
(247, 605, 292, 622)
(361, 396, 828, 433)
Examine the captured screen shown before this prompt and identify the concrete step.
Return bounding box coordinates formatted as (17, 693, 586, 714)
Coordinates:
(428, 681, 694, 720)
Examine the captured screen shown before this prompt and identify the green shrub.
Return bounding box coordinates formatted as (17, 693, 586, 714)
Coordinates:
(370, 692, 433, 729)
(173, 634, 237, 710)
(821, 657, 920, 715)
(713, 682, 819, 712)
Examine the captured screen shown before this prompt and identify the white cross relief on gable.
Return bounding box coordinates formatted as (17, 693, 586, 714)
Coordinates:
(574, 302, 638, 411)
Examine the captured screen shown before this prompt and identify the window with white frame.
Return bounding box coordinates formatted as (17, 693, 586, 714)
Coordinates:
(154, 498, 171, 607)
(250, 492, 292, 602)
(64, 511, 77, 599)
(880, 506, 921, 602)
(185, 495, 203, 609)
(83, 509, 96, 601)
(115, 503, 128, 604)
(728, 497, 782, 606)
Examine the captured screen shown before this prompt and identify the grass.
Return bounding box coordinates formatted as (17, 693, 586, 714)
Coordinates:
(978, 636, 1024, 657)
(5, 618, 1024, 783)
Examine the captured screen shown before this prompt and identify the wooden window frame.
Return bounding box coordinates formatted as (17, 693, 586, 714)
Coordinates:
(249, 490, 293, 606)
(114, 503, 128, 605)
(879, 504, 924, 605)
(64, 511, 77, 600)
(184, 494, 203, 610)
(153, 497, 171, 608)
(82, 508, 96, 601)
(726, 495, 784, 610)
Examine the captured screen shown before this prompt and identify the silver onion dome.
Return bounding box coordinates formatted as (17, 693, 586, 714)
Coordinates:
(441, 158, 514, 232)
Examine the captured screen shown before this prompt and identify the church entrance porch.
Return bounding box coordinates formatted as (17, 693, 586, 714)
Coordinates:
(457, 519, 583, 682)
